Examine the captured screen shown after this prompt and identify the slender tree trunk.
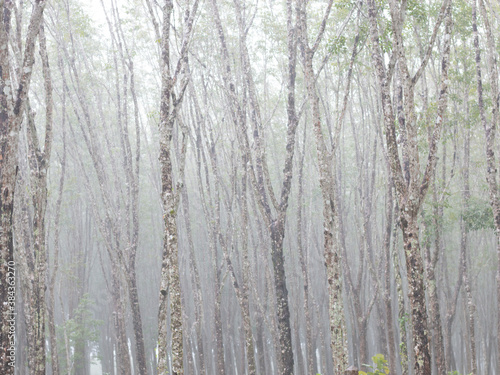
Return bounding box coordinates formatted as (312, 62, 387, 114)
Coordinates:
(103, 4, 148, 371)
(425, 172, 446, 374)
(472, 0, 500, 372)
(47, 124, 65, 375)
(180, 179, 206, 375)
(209, 1, 300, 373)
(0, 2, 47, 372)
(383, 178, 397, 375)
(297, 1, 350, 371)
(110, 260, 132, 375)
(24, 19, 53, 374)
(367, 0, 452, 372)
(157, 0, 199, 373)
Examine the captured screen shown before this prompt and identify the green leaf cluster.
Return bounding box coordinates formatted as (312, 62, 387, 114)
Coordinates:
(360, 354, 390, 375)
(57, 294, 103, 372)
(463, 197, 494, 231)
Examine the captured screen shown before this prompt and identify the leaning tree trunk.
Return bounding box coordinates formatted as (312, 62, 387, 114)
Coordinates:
(47, 110, 66, 375)
(0, 2, 47, 373)
(24, 19, 54, 374)
(472, 0, 497, 372)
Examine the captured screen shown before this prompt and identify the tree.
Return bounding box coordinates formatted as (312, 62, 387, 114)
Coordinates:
(472, 0, 499, 372)
(366, 0, 452, 373)
(156, 0, 199, 373)
(0, 1, 47, 373)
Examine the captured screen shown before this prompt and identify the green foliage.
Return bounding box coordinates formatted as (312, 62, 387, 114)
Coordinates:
(328, 35, 347, 55)
(334, 0, 356, 10)
(57, 294, 103, 373)
(360, 354, 390, 375)
(407, 0, 427, 23)
(447, 371, 473, 375)
(463, 197, 494, 231)
(398, 312, 410, 326)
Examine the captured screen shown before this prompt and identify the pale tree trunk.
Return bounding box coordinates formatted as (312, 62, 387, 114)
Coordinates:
(239, 157, 256, 375)
(296, 124, 315, 375)
(101, 2, 148, 372)
(424, 157, 447, 375)
(297, 0, 351, 371)
(157, 1, 199, 373)
(209, 0, 300, 373)
(367, 0, 452, 373)
(177, 89, 205, 372)
(22, 19, 53, 375)
(382, 178, 397, 375)
(0, 2, 46, 373)
(200, 96, 256, 375)
(448, 124, 469, 372)
(371, 91, 399, 375)
(348, 102, 381, 367)
(387, 78, 410, 375)
(111, 264, 131, 375)
(180, 167, 206, 375)
(472, 0, 497, 372)
(57, 26, 134, 373)
(190, 95, 226, 375)
(47, 93, 67, 375)
(390, 205, 409, 375)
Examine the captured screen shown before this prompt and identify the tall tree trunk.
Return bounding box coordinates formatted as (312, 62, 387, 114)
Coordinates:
(111, 264, 132, 375)
(472, 0, 500, 372)
(367, 0, 452, 372)
(0, 2, 47, 372)
(156, 0, 199, 373)
(383, 178, 397, 375)
(296, 124, 315, 375)
(47, 115, 66, 375)
(208, 1, 300, 373)
(180, 177, 206, 375)
(425, 161, 446, 374)
(102, 3, 148, 371)
(297, 1, 349, 371)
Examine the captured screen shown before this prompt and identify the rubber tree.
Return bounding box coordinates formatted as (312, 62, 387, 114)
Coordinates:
(0, 1, 47, 373)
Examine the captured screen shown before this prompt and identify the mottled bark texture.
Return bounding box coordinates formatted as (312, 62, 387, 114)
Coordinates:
(424, 229, 442, 373)
(392, 211, 409, 375)
(23, 19, 53, 375)
(382, 178, 397, 375)
(157, 0, 199, 374)
(472, 0, 497, 372)
(424, 168, 446, 374)
(297, 0, 350, 372)
(366, 0, 452, 374)
(0, 1, 46, 373)
(209, 0, 300, 373)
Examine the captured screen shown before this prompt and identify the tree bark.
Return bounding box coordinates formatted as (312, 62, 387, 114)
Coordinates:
(297, 0, 349, 372)
(208, 1, 301, 373)
(472, 0, 500, 372)
(157, 1, 199, 373)
(367, 0, 452, 373)
(0, 2, 47, 373)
